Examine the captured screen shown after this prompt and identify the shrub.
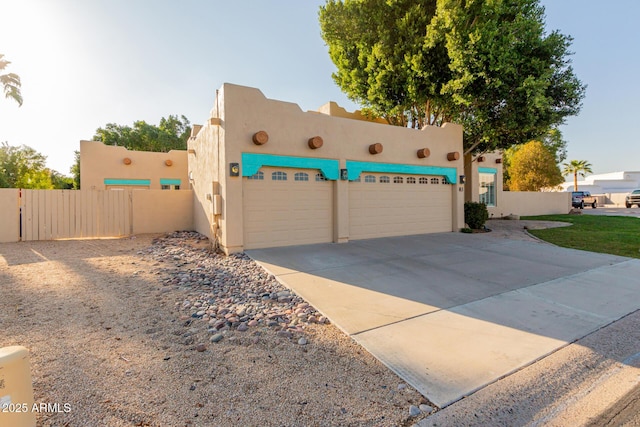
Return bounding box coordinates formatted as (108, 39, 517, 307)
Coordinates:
(464, 201, 489, 230)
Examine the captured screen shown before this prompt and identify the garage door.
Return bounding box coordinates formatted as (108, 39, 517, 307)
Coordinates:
(349, 173, 452, 240)
(243, 167, 333, 249)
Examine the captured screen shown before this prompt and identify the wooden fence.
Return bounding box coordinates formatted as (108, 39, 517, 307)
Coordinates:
(0, 189, 193, 243)
(19, 189, 132, 241)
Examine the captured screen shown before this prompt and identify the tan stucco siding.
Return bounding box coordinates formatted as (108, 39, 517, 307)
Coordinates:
(221, 84, 462, 170)
(191, 84, 465, 253)
(488, 191, 571, 217)
(188, 98, 223, 245)
(464, 151, 504, 205)
(80, 141, 188, 191)
(131, 190, 194, 234)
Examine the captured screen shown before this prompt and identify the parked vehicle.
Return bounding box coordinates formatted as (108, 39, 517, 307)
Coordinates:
(625, 189, 640, 208)
(571, 191, 597, 209)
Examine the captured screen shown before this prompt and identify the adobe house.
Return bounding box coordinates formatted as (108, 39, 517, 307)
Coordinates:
(464, 151, 503, 213)
(80, 141, 189, 191)
(80, 83, 568, 253)
(188, 84, 466, 254)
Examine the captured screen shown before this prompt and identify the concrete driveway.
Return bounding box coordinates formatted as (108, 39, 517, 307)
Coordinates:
(247, 232, 640, 408)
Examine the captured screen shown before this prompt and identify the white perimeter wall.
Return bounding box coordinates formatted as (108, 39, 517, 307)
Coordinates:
(488, 191, 571, 218)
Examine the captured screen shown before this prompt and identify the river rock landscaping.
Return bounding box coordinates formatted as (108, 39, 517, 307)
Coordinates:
(1, 232, 431, 427)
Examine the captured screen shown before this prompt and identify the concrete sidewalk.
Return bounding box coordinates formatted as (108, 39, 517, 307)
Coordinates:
(247, 232, 640, 408)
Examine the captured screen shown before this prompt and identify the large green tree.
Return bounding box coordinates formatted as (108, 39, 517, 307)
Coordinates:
(0, 54, 22, 106)
(70, 150, 81, 189)
(506, 140, 563, 191)
(93, 115, 191, 152)
(539, 128, 568, 165)
(319, 0, 449, 127)
(0, 142, 53, 189)
(319, 0, 586, 154)
(71, 115, 191, 189)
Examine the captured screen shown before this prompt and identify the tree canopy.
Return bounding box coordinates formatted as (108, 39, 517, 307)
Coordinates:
(502, 127, 566, 188)
(506, 140, 563, 191)
(0, 53, 22, 106)
(319, 0, 586, 154)
(92, 115, 191, 152)
(0, 142, 72, 189)
(70, 150, 80, 190)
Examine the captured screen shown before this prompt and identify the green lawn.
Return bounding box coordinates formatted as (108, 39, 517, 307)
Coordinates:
(521, 214, 640, 259)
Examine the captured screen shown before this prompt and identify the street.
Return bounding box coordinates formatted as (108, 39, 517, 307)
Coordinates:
(580, 206, 640, 218)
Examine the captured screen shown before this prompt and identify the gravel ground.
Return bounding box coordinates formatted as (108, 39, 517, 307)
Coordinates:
(1, 232, 432, 427)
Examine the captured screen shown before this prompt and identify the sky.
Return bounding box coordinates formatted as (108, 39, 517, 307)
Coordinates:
(1, 0, 639, 178)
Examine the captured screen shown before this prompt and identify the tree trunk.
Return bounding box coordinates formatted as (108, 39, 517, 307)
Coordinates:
(574, 171, 578, 191)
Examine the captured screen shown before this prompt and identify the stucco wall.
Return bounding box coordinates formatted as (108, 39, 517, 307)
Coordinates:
(188, 96, 223, 244)
(608, 193, 630, 206)
(464, 151, 504, 204)
(0, 189, 20, 242)
(464, 151, 572, 217)
(80, 141, 189, 190)
(488, 191, 571, 217)
(132, 190, 194, 234)
(314, 102, 388, 124)
(191, 83, 465, 253)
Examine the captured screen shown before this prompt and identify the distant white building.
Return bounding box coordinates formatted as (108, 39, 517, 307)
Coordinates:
(560, 171, 640, 205)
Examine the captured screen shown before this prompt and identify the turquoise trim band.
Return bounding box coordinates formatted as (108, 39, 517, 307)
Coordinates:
(104, 179, 150, 186)
(346, 161, 457, 184)
(160, 178, 182, 186)
(241, 153, 340, 180)
(478, 167, 497, 174)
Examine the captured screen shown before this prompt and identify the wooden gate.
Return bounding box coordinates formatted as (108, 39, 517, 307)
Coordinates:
(20, 190, 132, 241)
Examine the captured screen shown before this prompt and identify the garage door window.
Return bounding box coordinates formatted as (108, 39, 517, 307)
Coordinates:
(380, 176, 390, 183)
(247, 171, 264, 180)
(393, 176, 404, 184)
(407, 177, 416, 184)
(294, 172, 309, 181)
(431, 178, 439, 184)
(419, 177, 429, 184)
(272, 171, 287, 181)
(316, 173, 328, 182)
(364, 175, 376, 183)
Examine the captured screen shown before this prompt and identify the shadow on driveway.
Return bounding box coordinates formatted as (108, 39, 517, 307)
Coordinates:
(247, 231, 640, 407)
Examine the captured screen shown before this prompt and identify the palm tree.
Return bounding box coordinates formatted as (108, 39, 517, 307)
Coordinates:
(562, 160, 593, 191)
(0, 54, 23, 106)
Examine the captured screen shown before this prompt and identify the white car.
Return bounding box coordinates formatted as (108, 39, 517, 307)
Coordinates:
(625, 189, 640, 208)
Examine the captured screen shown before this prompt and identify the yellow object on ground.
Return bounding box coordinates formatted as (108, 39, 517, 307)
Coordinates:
(0, 346, 36, 427)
